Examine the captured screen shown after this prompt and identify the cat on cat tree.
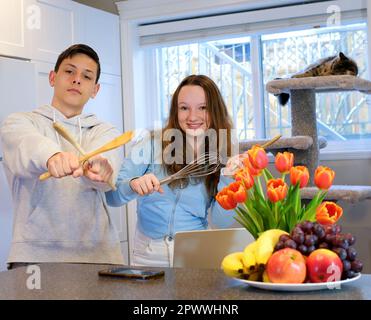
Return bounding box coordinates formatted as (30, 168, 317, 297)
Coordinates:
(276, 52, 358, 105)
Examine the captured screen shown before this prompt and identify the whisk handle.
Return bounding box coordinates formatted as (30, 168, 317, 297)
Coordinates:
(159, 176, 174, 185)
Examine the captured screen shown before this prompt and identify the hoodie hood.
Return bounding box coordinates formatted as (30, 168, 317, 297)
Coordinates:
(32, 105, 103, 128)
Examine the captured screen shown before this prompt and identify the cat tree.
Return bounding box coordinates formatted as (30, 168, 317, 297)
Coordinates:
(240, 75, 371, 203)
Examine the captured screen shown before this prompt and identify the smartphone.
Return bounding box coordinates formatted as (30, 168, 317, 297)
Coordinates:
(98, 267, 165, 280)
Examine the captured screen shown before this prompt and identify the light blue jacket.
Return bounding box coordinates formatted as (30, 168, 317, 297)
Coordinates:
(105, 134, 235, 239)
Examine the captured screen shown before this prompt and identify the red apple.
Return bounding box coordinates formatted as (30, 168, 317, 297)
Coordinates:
(266, 248, 306, 283)
(306, 249, 343, 283)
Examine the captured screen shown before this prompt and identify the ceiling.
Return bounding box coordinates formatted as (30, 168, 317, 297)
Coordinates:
(73, 0, 120, 15)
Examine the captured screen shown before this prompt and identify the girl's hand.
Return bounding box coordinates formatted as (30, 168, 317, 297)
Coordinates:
(224, 153, 248, 176)
(129, 173, 164, 196)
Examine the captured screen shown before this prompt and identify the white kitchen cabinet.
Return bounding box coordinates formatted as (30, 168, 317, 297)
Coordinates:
(31, 0, 77, 63)
(0, 57, 38, 271)
(0, 0, 127, 269)
(74, 4, 121, 76)
(0, 0, 33, 59)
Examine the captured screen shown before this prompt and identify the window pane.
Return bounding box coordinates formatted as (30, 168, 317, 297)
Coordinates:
(157, 37, 255, 140)
(262, 23, 368, 141)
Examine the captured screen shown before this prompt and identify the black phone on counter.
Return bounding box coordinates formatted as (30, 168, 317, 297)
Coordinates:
(98, 267, 165, 280)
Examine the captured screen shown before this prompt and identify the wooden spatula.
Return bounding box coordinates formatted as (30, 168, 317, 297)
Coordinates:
(51, 122, 117, 190)
(39, 129, 134, 182)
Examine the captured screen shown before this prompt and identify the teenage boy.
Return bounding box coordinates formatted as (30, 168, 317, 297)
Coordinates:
(0, 44, 124, 268)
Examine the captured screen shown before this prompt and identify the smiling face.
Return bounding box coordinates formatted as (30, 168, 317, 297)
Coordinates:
(49, 53, 100, 118)
(177, 85, 210, 136)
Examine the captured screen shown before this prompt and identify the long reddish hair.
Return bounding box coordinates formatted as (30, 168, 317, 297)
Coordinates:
(162, 75, 233, 196)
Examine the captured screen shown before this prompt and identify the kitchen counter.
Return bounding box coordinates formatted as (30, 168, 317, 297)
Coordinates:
(0, 263, 369, 300)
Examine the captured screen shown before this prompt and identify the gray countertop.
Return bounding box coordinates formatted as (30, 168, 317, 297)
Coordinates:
(0, 263, 369, 300)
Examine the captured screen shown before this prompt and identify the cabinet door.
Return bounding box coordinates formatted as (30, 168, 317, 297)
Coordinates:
(35, 61, 53, 106)
(31, 0, 77, 63)
(74, 5, 121, 76)
(0, 0, 33, 58)
(0, 57, 37, 271)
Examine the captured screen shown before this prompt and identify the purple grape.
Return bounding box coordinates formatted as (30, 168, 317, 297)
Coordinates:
(292, 226, 304, 235)
(311, 234, 318, 243)
(304, 234, 315, 247)
(301, 221, 314, 232)
(307, 245, 316, 254)
(345, 270, 357, 279)
(284, 239, 297, 249)
(332, 247, 347, 260)
(342, 260, 351, 271)
(313, 224, 326, 239)
(319, 242, 329, 249)
(333, 235, 349, 250)
(351, 260, 363, 273)
(347, 247, 357, 261)
(279, 234, 291, 243)
(343, 233, 356, 246)
(298, 244, 308, 255)
(325, 234, 335, 244)
(324, 224, 337, 235)
(274, 241, 285, 251)
(292, 233, 304, 245)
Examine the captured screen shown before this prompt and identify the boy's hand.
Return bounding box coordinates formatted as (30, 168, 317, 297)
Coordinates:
(83, 155, 113, 183)
(47, 152, 83, 178)
(129, 173, 164, 196)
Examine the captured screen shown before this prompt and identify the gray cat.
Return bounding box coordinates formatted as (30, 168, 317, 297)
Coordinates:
(276, 52, 358, 105)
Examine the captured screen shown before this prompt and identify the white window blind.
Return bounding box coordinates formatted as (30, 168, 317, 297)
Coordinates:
(138, 0, 366, 47)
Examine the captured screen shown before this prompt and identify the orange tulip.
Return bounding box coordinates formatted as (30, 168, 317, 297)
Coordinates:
(275, 152, 294, 174)
(242, 155, 262, 176)
(247, 145, 268, 170)
(234, 169, 254, 190)
(290, 166, 310, 189)
(314, 166, 335, 190)
(267, 179, 288, 203)
(216, 181, 246, 210)
(316, 201, 343, 225)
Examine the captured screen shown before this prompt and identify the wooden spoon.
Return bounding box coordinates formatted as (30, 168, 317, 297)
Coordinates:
(39, 129, 134, 181)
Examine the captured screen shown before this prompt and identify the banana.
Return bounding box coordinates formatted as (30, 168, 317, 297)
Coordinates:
(254, 229, 288, 266)
(242, 241, 258, 274)
(247, 270, 262, 282)
(221, 252, 245, 278)
(262, 270, 270, 283)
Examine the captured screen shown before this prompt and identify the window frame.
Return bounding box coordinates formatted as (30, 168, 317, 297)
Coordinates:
(117, 0, 371, 160)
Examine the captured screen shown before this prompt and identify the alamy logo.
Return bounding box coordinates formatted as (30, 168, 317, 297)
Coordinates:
(26, 265, 41, 290)
(26, 5, 41, 30)
(326, 5, 341, 27)
(326, 264, 342, 290)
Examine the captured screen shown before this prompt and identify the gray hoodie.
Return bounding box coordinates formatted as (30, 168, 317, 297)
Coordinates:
(0, 105, 124, 265)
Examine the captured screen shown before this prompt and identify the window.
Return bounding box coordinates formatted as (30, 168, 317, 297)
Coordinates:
(155, 22, 369, 149)
(157, 37, 254, 140)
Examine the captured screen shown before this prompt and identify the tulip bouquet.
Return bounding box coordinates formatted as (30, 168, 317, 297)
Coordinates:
(216, 146, 342, 239)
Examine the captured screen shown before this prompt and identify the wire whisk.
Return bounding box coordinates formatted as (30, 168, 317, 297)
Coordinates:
(159, 152, 221, 185)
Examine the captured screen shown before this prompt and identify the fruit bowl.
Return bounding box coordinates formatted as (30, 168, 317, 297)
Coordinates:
(221, 223, 363, 288)
(235, 273, 361, 292)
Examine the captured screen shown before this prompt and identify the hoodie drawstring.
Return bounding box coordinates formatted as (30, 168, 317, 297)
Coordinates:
(52, 109, 61, 146)
(77, 117, 82, 146)
(52, 109, 83, 147)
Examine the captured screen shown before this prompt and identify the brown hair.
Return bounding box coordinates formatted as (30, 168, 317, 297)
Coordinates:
(54, 44, 101, 83)
(162, 74, 233, 197)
